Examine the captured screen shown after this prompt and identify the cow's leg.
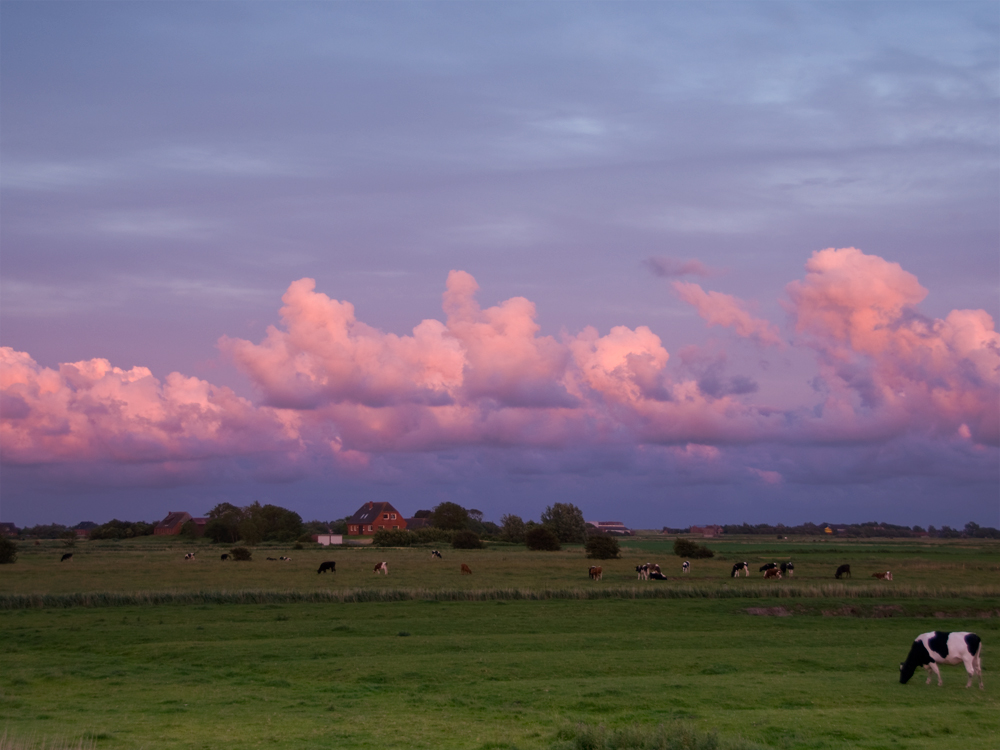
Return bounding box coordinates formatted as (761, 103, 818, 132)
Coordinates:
(926, 663, 943, 686)
(965, 652, 985, 689)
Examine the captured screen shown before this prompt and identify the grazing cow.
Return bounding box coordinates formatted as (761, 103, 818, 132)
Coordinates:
(461, 563, 472, 575)
(184, 553, 196, 560)
(780, 562, 794, 576)
(60, 552, 73, 562)
(649, 570, 668, 580)
(317, 561, 336, 574)
(588, 566, 602, 581)
(636, 564, 649, 580)
(431, 550, 442, 559)
(731, 562, 749, 578)
(763, 568, 782, 579)
(266, 557, 277, 561)
(682, 561, 690, 573)
(220, 553, 229, 561)
(279, 556, 291, 561)
(835, 564, 851, 579)
(872, 571, 893, 581)
(900, 631, 984, 689)
(759, 562, 778, 573)
(374, 561, 388, 575)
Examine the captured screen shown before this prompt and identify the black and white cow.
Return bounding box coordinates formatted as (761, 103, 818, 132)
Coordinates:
(900, 631, 984, 689)
(60, 552, 73, 562)
(759, 562, 778, 573)
(220, 553, 229, 561)
(431, 550, 443, 559)
(682, 561, 690, 574)
(184, 553, 196, 560)
(648, 570, 668, 580)
(636, 564, 649, 580)
(780, 562, 794, 576)
(731, 562, 748, 578)
(317, 561, 336, 574)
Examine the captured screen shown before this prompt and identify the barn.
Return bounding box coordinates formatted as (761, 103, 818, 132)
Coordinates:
(153, 511, 192, 536)
(347, 502, 408, 536)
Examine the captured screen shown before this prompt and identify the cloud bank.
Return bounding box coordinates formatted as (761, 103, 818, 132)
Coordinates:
(2, 249, 997, 494)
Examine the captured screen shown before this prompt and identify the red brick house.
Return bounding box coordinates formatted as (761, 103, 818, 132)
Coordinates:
(154, 511, 192, 536)
(347, 502, 407, 536)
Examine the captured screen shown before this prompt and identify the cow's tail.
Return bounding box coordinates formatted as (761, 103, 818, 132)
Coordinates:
(965, 633, 982, 657)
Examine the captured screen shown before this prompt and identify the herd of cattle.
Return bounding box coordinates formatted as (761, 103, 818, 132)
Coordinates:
(50, 548, 983, 690)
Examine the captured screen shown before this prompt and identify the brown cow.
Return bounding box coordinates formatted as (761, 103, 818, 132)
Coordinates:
(461, 563, 472, 575)
(589, 566, 603, 581)
(872, 571, 893, 581)
(763, 568, 782, 579)
(374, 561, 388, 575)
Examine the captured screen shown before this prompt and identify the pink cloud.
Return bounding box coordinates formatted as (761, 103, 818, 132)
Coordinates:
(786, 248, 1000, 445)
(672, 281, 783, 347)
(2, 250, 997, 491)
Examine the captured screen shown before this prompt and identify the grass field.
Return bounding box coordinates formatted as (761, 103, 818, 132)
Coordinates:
(1, 536, 998, 749)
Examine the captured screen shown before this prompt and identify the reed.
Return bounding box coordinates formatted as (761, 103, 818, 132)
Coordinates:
(3, 583, 998, 609)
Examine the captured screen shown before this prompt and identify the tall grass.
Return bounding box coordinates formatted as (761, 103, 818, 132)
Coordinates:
(0, 732, 96, 750)
(550, 723, 765, 750)
(2, 583, 998, 609)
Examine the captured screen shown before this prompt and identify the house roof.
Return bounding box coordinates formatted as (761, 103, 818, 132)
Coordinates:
(348, 502, 403, 526)
(156, 511, 191, 529)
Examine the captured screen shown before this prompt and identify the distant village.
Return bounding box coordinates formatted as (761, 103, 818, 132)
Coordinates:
(2, 499, 997, 542)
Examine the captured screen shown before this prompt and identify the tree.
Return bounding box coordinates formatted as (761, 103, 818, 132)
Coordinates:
(540, 503, 587, 544)
(500, 514, 526, 543)
(431, 502, 470, 531)
(525, 526, 561, 551)
(229, 546, 252, 561)
(585, 534, 620, 560)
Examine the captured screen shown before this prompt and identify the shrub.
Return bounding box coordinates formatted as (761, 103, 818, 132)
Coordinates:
(293, 542, 303, 550)
(229, 546, 252, 561)
(413, 527, 455, 544)
(526, 526, 561, 551)
(62, 538, 76, 549)
(673, 538, 714, 559)
(0, 537, 17, 564)
(451, 530, 484, 549)
(373, 529, 414, 547)
(585, 534, 620, 559)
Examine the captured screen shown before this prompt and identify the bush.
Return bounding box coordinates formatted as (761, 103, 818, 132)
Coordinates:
(413, 527, 455, 544)
(372, 529, 414, 547)
(293, 542, 303, 550)
(673, 538, 714, 559)
(0, 537, 17, 564)
(526, 526, 561, 551)
(229, 546, 253, 561)
(585, 534, 620, 559)
(451, 530, 483, 549)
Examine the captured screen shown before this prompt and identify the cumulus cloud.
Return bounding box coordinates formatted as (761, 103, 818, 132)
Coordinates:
(2, 248, 997, 493)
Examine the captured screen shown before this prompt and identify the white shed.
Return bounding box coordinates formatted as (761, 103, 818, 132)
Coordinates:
(313, 534, 343, 546)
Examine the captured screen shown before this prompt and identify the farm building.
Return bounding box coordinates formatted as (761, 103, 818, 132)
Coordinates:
(405, 510, 432, 530)
(690, 525, 724, 538)
(347, 502, 407, 536)
(312, 534, 344, 546)
(154, 511, 192, 536)
(587, 521, 634, 535)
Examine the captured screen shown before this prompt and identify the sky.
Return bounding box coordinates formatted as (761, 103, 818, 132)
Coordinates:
(1, 1, 998, 529)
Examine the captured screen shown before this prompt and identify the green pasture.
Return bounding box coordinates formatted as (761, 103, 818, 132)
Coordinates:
(0, 537, 998, 749)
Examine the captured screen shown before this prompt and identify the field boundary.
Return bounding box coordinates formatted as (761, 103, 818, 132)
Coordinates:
(3, 583, 1000, 609)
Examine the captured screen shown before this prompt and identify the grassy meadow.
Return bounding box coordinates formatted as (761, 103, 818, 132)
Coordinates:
(0, 535, 998, 749)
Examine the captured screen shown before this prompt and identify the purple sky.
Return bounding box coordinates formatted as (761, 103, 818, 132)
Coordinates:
(1, 2, 998, 529)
